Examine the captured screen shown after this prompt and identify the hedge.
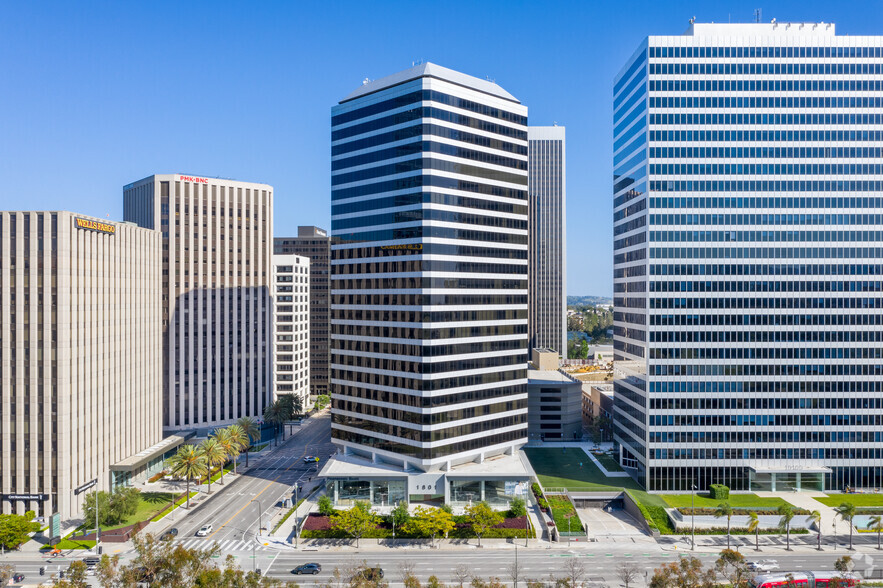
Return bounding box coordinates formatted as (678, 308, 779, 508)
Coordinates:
(678, 507, 810, 516)
(531, 483, 549, 510)
(684, 527, 810, 536)
(709, 484, 730, 500)
(299, 513, 529, 539)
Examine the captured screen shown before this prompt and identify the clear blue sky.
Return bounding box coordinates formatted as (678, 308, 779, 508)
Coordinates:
(2, 0, 882, 296)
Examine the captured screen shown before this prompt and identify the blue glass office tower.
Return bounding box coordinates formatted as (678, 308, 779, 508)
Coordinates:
(614, 22, 883, 492)
(329, 63, 530, 476)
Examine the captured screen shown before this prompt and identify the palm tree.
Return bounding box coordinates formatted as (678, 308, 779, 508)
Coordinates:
(235, 417, 260, 467)
(837, 502, 857, 550)
(275, 394, 304, 439)
(213, 428, 239, 481)
(166, 445, 207, 508)
(224, 425, 246, 474)
(715, 502, 733, 550)
(808, 510, 822, 551)
(778, 504, 795, 551)
(747, 511, 760, 551)
(263, 401, 284, 446)
(868, 515, 883, 550)
(199, 437, 227, 494)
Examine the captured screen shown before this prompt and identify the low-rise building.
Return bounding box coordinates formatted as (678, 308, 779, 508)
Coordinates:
(527, 349, 583, 441)
(272, 254, 310, 409)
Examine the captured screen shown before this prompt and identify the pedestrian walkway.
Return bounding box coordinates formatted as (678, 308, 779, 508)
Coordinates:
(120, 537, 272, 555)
(756, 491, 844, 534)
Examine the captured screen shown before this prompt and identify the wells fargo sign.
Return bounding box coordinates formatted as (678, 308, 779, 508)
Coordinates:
(75, 218, 116, 234)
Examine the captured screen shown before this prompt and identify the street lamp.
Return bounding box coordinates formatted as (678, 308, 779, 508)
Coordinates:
(691, 483, 697, 551)
(293, 484, 299, 549)
(250, 499, 262, 572)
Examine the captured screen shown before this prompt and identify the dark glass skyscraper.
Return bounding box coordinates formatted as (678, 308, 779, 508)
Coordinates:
(330, 63, 530, 472)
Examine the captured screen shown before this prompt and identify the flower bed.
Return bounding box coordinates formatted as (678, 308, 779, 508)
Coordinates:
(300, 513, 529, 539)
(148, 472, 166, 483)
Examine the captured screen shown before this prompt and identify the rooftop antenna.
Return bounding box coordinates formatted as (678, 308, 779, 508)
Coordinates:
(362, 77, 371, 85)
(689, 16, 696, 24)
(754, 8, 762, 23)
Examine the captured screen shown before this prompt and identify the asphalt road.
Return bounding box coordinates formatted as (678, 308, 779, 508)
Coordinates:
(262, 550, 883, 585)
(158, 413, 334, 543)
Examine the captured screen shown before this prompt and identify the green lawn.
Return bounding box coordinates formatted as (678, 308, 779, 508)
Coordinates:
(152, 491, 198, 521)
(661, 493, 790, 509)
(524, 447, 643, 492)
(594, 453, 625, 472)
(818, 494, 883, 507)
(547, 495, 581, 535)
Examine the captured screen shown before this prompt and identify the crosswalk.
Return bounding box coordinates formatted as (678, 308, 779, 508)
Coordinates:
(123, 538, 273, 554)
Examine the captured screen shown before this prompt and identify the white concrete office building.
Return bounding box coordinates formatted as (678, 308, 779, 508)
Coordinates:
(272, 253, 310, 409)
(528, 126, 567, 356)
(613, 21, 883, 492)
(322, 63, 532, 505)
(124, 174, 273, 430)
(0, 212, 162, 519)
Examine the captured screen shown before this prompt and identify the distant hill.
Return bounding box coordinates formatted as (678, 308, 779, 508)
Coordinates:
(567, 295, 612, 307)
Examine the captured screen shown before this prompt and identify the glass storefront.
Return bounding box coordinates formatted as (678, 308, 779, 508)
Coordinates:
(449, 479, 523, 507)
(327, 479, 407, 506)
(749, 470, 827, 492)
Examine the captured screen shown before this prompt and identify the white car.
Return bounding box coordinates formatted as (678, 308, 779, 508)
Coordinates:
(747, 560, 779, 572)
(196, 524, 213, 537)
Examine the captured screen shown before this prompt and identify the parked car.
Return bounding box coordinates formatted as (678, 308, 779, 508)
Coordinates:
(747, 560, 779, 572)
(196, 524, 213, 537)
(352, 568, 384, 581)
(292, 563, 322, 575)
(160, 528, 179, 541)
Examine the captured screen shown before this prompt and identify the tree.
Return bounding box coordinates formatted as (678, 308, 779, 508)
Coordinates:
(0, 510, 41, 550)
(330, 502, 380, 547)
(747, 511, 760, 551)
(834, 556, 854, 573)
(715, 549, 749, 588)
(714, 501, 734, 550)
(405, 506, 455, 546)
(869, 515, 883, 550)
(399, 561, 421, 588)
(465, 502, 503, 547)
(650, 556, 716, 588)
(318, 495, 335, 516)
(166, 444, 208, 508)
(809, 510, 822, 551)
(508, 497, 527, 518)
(391, 501, 411, 529)
(837, 502, 857, 550)
(778, 504, 795, 551)
(235, 416, 261, 467)
(82, 488, 140, 528)
(95, 554, 121, 588)
(453, 564, 472, 588)
(427, 576, 446, 588)
(0, 565, 14, 587)
(263, 401, 285, 446)
(214, 427, 241, 478)
(563, 557, 586, 588)
(54, 560, 89, 588)
(617, 562, 642, 588)
(470, 578, 506, 588)
(200, 437, 227, 493)
(507, 552, 524, 588)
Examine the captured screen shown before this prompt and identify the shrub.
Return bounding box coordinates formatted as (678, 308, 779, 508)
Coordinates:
(709, 484, 730, 500)
(531, 483, 549, 510)
(508, 497, 527, 518)
(678, 507, 810, 516)
(317, 495, 334, 516)
(147, 472, 165, 483)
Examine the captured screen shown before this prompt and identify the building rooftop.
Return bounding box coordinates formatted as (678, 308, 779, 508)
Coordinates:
(528, 368, 579, 385)
(682, 21, 836, 37)
(340, 62, 520, 104)
(319, 450, 534, 478)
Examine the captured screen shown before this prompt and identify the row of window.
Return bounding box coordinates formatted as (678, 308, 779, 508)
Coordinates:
(334, 260, 527, 276)
(332, 122, 528, 158)
(650, 61, 883, 76)
(650, 246, 883, 260)
(333, 225, 528, 246)
(331, 294, 527, 306)
(650, 346, 883, 360)
(332, 191, 528, 218)
(333, 207, 527, 232)
(332, 243, 527, 261)
(331, 171, 526, 202)
(330, 428, 524, 459)
(331, 155, 527, 189)
(334, 398, 525, 425)
(332, 413, 525, 443)
(332, 337, 526, 358)
(650, 78, 883, 93)
(650, 311, 883, 326)
(651, 363, 883, 377)
(333, 323, 527, 341)
(333, 89, 526, 127)
(650, 329, 883, 344)
(650, 230, 883, 244)
(332, 140, 527, 173)
(332, 366, 526, 392)
(332, 107, 527, 143)
(648, 380, 882, 395)
(650, 129, 882, 144)
(333, 353, 525, 375)
(650, 179, 883, 193)
(331, 383, 526, 408)
(650, 95, 883, 111)
(332, 276, 527, 290)
(650, 195, 883, 209)
(651, 414, 883, 427)
(332, 309, 526, 323)
(649, 44, 883, 59)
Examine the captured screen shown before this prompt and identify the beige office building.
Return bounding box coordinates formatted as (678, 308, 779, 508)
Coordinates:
(124, 174, 273, 430)
(0, 212, 162, 519)
(272, 254, 310, 409)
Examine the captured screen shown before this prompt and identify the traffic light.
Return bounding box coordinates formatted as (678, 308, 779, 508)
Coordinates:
(59, 570, 65, 579)
(39, 567, 45, 576)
